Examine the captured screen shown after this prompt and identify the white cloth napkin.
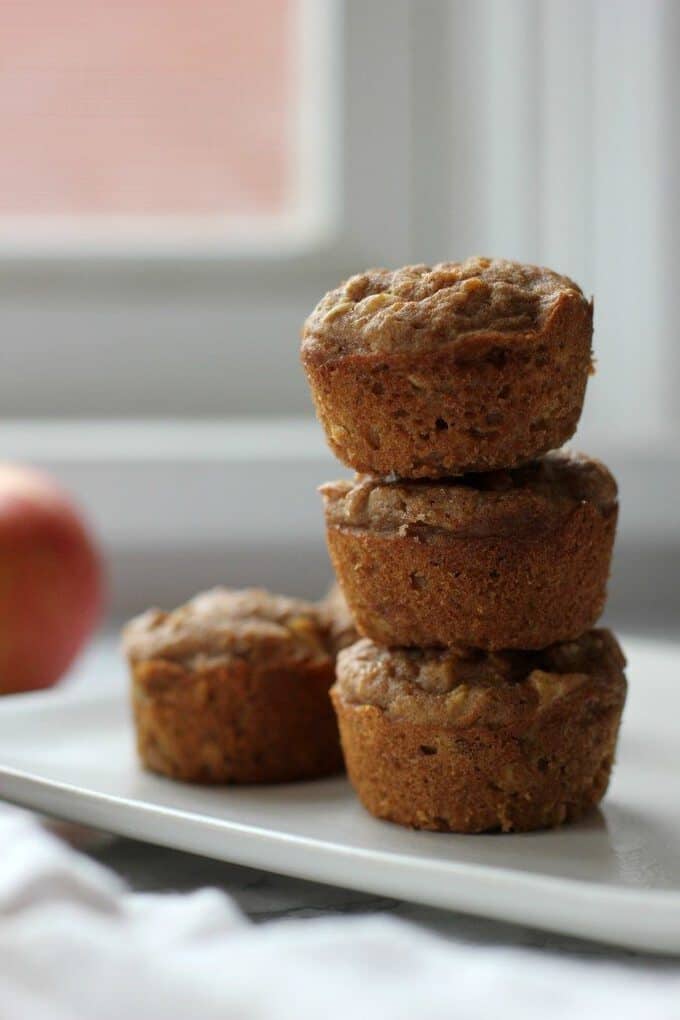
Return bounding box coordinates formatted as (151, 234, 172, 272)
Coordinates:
(0, 806, 678, 1020)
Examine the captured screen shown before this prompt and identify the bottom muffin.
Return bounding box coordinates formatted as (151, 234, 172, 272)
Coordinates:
(332, 631, 626, 833)
(123, 588, 343, 784)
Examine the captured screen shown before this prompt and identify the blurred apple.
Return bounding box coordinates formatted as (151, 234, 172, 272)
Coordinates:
(0, 463, 104, 694)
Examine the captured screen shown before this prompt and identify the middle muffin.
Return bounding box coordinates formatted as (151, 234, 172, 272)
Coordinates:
(321, 450, 617, 651)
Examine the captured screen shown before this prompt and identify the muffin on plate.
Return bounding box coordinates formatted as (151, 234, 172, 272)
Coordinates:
(332, 631, 626, 833)
(321, 450, 617, 651)
(302, 257, 593, 478)
(123, 588, 343, 784)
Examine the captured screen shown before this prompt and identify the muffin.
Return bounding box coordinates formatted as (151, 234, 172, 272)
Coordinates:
(332, 631, 626, 833)
(318, 582, 359, 654)
(321, 450, 617, 651)
(302, 257, 593, 478)
(123, 588, 343, 784)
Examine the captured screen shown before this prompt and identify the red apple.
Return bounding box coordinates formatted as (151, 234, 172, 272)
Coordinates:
(0, 463, 104, 694)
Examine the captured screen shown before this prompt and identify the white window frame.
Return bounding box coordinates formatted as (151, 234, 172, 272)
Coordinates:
(0, 0, 416, 418)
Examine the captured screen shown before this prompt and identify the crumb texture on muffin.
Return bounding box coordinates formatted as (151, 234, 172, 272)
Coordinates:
(336, 631, 626, 727)
(303, 257, 590, 360)
(318, 582, 359, 654)
(123, 587, 331, 670)
(321, 449, 617, 540)
(133, 657, 342, 785)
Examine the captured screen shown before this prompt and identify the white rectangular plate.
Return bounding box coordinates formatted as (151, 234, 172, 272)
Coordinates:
(0, 635, 679, 954)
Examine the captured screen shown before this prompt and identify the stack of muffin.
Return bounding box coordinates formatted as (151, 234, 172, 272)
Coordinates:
(302, 256, 627, 833)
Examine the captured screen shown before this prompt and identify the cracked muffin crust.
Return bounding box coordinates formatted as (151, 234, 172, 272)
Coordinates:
(123, 588, 343, 784)
(332, 631, 626, 832)
(302, 257, 593, 478)
(321, 450, 618, 650)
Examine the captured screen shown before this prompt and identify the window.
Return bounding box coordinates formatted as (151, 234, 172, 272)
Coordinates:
(2, 0, 677, 446)
(4, 0, 677, 623)
(0, 0, 339, 252)
(0, 0, 410, 418)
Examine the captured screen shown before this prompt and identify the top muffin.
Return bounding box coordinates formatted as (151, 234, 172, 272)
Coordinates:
(304, 257, 586, 357)
(302, 257, 593, 478)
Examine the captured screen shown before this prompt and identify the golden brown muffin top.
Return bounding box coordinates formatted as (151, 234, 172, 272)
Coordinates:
(302, 257, 590, 360)
(320, 450, 617, 540)
(335, 630, 626, 728)
(123, 587, 332, 671)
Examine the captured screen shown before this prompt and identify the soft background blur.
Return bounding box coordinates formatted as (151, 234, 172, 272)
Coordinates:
(2, 0, 678, 637)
